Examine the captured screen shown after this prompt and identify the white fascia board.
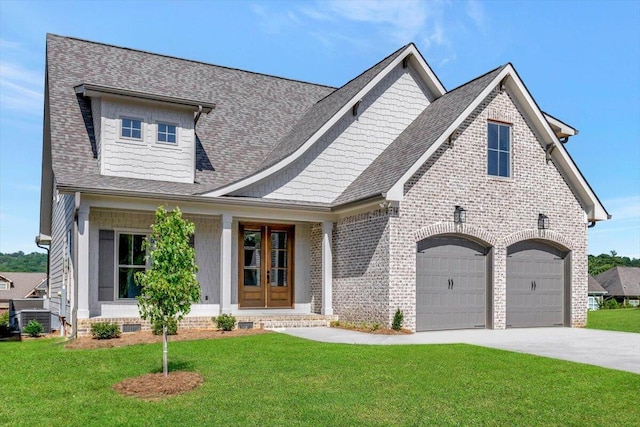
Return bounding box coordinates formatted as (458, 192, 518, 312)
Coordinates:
(387, 64, 608, 222)
(204, 44, 443, 198)
(505, 68, 608, 221)
(544, 113, 578, 137)
(408, 45, 446, 97)
(387, 67, 512, 201)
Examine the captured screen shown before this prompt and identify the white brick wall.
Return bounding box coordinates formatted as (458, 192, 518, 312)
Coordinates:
(331, 88, 589, 331)
(236, 64, 431, 202)
(97, 99, 194, 183)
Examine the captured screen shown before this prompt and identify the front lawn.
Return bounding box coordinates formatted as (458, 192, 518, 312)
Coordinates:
(587, 308, 640, 333)
(2, 333, 638, 426)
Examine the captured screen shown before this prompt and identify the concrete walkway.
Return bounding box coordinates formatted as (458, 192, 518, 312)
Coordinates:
(275, 327, 640, 374)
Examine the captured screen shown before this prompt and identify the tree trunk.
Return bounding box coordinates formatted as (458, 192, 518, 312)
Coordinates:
(163, 324, 168, 377)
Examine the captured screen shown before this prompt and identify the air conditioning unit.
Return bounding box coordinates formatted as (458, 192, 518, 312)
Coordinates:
(15, 309, 51, 334)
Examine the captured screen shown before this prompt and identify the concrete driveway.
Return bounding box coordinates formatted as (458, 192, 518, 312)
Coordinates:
(276, 327, 640, 374)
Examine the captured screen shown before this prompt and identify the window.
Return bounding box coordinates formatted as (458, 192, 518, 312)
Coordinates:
(121, 118, 142, 140)
(0, 281, 8, 290)
(487, 122, 510, 177)
(117, 233, 147, 299)
(157, 123, 177, 143)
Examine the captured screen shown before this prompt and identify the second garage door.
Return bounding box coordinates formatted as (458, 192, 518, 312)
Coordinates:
(506, 240, 566, 328)
(416, 236, 488, 331)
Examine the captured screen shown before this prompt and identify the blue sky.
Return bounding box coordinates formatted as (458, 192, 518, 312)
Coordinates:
(0, 0, 638, 257)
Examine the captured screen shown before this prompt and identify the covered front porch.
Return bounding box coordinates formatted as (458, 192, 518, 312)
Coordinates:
(72, 193, 339, 334)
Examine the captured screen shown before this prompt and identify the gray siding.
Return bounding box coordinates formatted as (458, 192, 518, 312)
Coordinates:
(48, 191, 75, 319)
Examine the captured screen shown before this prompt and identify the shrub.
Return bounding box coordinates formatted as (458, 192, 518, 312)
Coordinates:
(371, 322, 380, 332)
(214, 314, 236, 331)
(152, 317, 178, 336)
(90, 322, 121, 340)
(602, 298, 619, 310)
(392, 309, 404, 331)
(24, 320, 44, 337)
(0, 312, 10, 337)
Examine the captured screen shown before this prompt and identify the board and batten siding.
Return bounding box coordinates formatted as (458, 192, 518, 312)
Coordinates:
(234, 63, 432, 203)
(96, 98, 195, 184)
(88, 210, 219, 316)
(48, 191, 75, 320)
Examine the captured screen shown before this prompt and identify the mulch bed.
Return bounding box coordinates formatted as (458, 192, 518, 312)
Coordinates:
(113, 371, 204, 400)
(331, 325, 413, 335)
(65, 328, 270, 350)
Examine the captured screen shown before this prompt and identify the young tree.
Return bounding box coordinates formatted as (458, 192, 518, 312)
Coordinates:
(136, 206, 200, 376)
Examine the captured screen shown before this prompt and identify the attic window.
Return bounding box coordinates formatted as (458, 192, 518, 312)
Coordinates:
(0, 281, 8, 290)
(121, 118, 142, 140)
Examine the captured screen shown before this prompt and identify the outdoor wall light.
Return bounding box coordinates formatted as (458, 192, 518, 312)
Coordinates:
(538, 213, 550, 230)
(454, 205, 466, 224)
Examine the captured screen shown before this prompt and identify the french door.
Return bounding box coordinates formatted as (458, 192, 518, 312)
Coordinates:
(239, 224, 294, 308)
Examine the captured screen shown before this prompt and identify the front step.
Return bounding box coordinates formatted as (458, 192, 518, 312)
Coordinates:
(235, 314, 337, 329)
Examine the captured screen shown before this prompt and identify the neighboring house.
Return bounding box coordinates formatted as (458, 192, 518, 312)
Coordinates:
(38, 34, 609, 337)
(0, 272, 48, 314)
(594, 267, 640, 306)
(588, 276, 607, 310)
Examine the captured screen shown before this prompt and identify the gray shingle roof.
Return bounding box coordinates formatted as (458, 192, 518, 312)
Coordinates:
(594, 267, 640, 298)
(588, 276, 607, 294)
(333, 65, 505, 206)
(46, 34, 335, 196)
(0, 272, 47, 301)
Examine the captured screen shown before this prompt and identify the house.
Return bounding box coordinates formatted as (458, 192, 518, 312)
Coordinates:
(594, 267, 640, 306)
(0, 272, 47, 314)
(38, 34, 609, 337)
(588, 276, 607, 310)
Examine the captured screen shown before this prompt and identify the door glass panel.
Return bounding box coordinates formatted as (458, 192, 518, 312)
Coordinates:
(271, 231, 287, 249)
(271, 250, 287, 268)
(270, 269, 287, 287)
(243, 230, 261, 287)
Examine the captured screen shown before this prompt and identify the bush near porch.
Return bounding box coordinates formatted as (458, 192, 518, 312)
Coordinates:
(587, 308, 640, 334)
(1, 334, 638, 426)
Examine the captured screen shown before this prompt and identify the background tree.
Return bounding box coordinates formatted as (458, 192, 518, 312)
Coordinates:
(588, 250, 640, 276)
(136, 206, 200, 376)
(0, 251, 47, 272)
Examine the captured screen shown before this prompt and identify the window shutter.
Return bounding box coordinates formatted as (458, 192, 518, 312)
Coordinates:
(98, 230, 115, 301)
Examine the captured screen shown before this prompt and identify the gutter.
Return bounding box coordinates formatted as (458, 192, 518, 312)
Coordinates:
(56, 185, 334, 212)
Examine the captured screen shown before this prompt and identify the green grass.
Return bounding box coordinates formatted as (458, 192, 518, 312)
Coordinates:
(587, 308, 640, 333)
(2, 334, 638, 426)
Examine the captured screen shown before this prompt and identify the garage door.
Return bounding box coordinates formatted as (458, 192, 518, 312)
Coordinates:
(416, 236, 488, 331)
(506, 240, 566, 328)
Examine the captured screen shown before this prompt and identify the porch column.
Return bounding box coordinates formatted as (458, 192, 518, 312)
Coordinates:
(76, 205, 90, 319)
(321, 221, 333, 315)
(220, 214, 232, 314)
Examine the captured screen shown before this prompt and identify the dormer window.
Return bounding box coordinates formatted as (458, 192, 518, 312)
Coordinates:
(157, 123, 177, 144)
(121, 118, 142, 140)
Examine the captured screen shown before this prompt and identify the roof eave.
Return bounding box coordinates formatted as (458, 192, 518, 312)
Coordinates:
(74, 83, 216, 112)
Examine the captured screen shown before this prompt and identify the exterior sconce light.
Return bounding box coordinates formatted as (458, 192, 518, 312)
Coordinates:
(454, 205, 466, 224)
(538, 213, 549, 230)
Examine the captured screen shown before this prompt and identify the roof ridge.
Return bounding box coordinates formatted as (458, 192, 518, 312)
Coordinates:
(47, 33, 337, 90)
(444, 64, 507, 94)
(312, 43, 412, 105)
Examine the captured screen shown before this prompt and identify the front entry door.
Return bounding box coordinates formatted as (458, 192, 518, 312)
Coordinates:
(239, 224, 294, 308)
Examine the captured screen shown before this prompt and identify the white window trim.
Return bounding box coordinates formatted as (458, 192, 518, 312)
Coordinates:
(155, 121, 179, 147)
(119, 116, 145, 143)
(114, 229, 149, 301)
(0, 281, 8, 290)
(487, 121, 513, 180)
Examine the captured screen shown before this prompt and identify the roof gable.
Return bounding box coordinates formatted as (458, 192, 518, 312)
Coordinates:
(377, 64, 608, 222)
(205, 44, 446, 197)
